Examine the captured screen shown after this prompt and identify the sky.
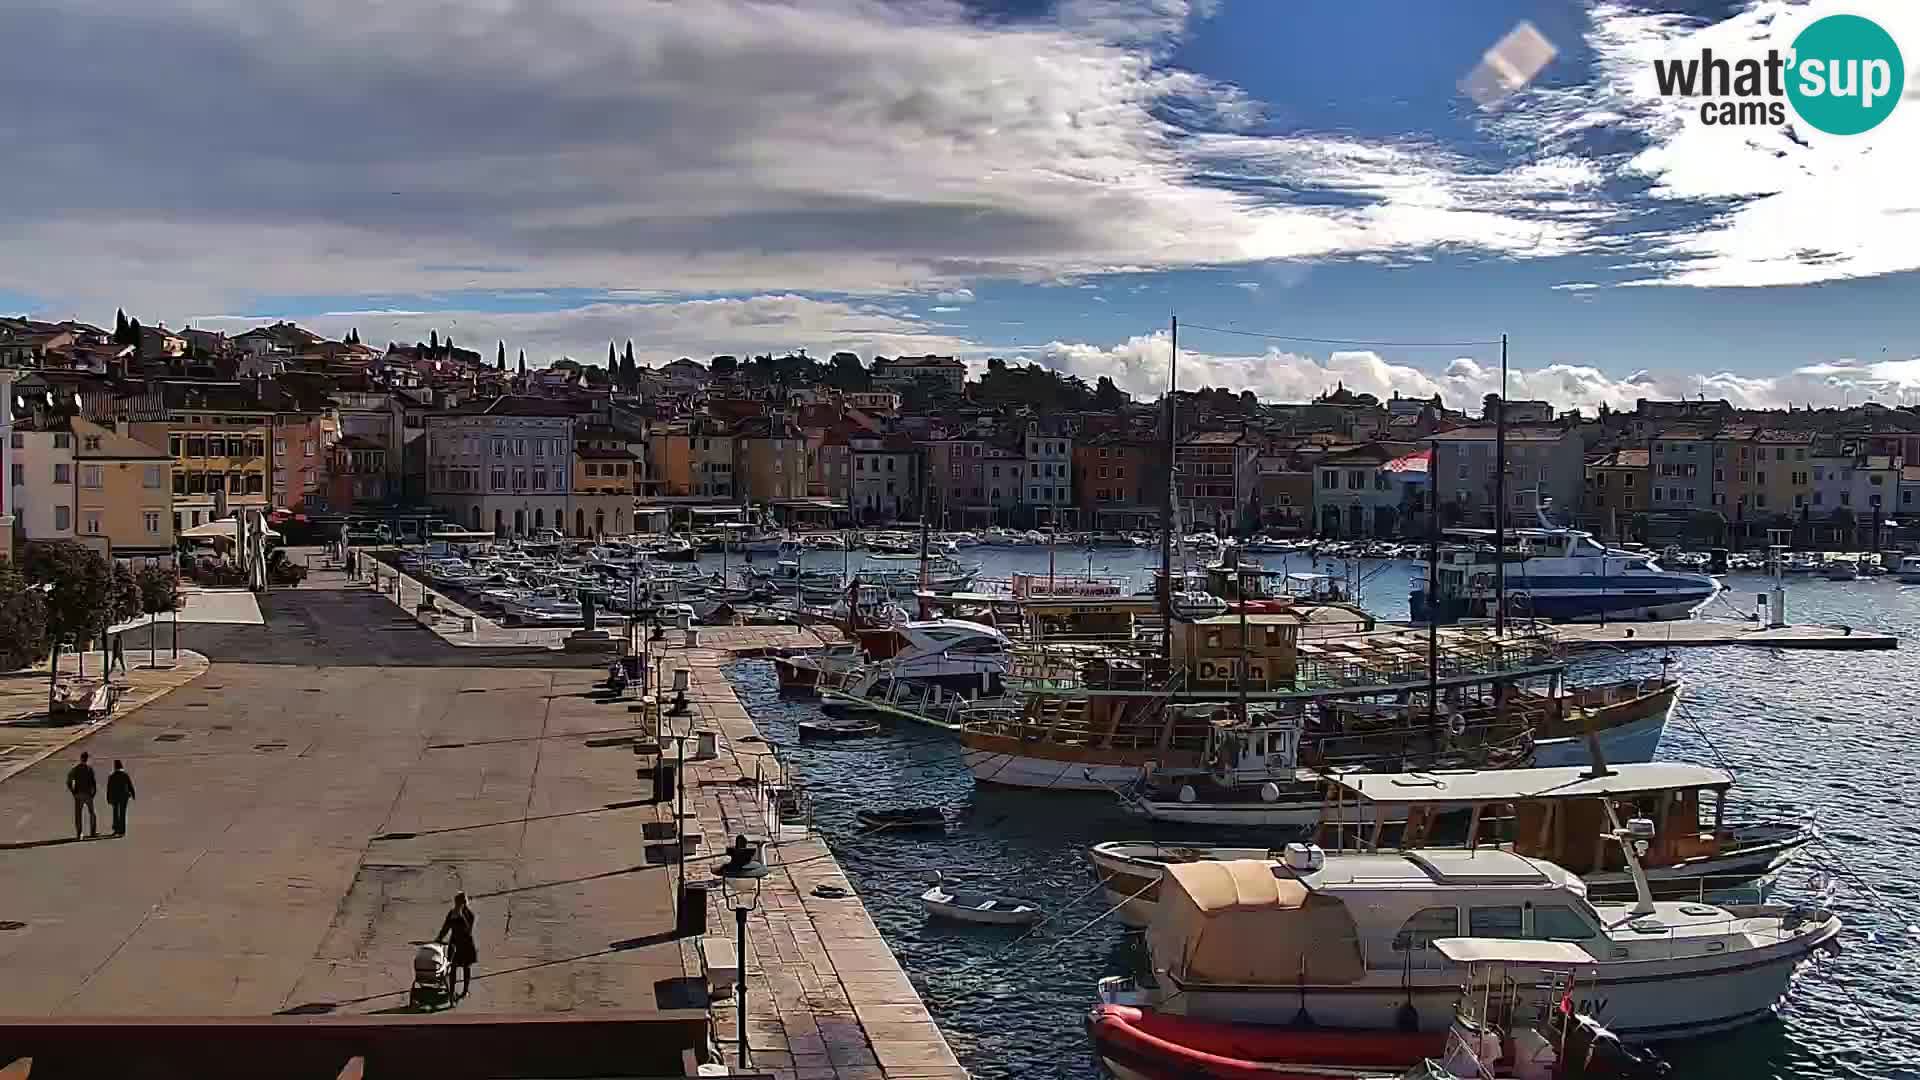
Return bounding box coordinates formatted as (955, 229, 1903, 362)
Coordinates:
(3, 0, 1918, 413)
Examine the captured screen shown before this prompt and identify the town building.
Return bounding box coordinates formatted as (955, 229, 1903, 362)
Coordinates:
(1310, 442, 1426, 538)
(1647, 427, 1714, 513)
(1430, 424, 1583, 528)
(1583, 448, 1648, 539)
(10, 420, 77, 542)
(850, 431, 917, 522)
(1022, 425, 1074, 527)
(870, 355, 966, 395)
(926, 437, 990, 528)
(1075, 434, 1160, 531)
(572, 426, 638, 537)
(424, 396, 576, 536)
(1176, 427, 1260, 533)
(128, 382, 272, 531)
(732, 416, 809, 507)
(323, 435, 388, 512)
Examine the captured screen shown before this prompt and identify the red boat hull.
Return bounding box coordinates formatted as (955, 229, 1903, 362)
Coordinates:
(1087, 1005, 1444, 1080)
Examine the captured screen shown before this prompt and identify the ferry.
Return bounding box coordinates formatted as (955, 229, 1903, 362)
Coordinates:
(1411, 525, 1718, 623)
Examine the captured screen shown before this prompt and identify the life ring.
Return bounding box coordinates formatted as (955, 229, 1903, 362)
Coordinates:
(1448, 714, 1467, 737)
(1505, 591, 1532, 614)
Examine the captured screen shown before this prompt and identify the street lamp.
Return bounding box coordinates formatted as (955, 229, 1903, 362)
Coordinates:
(712, 834, 768, 1069)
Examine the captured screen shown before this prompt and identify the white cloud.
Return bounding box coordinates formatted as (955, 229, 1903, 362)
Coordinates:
(1026, 331, 1920, 412)
(933, 288, 975, 304)
(1233, 281, 1261, 292)
(928, 305, 962, 313)
(1550, 282, 1601, 292)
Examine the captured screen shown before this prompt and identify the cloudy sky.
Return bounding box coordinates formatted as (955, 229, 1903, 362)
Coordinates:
(3, 0, 1917, 411)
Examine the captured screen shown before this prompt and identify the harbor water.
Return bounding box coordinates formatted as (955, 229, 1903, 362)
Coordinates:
(714, 545, 1920, 1080)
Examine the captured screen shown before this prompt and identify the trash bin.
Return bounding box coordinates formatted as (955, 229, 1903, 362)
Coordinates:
(677, 881, 709, 937)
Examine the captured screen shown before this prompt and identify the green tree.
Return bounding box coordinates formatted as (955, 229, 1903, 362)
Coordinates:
(1092, 376, 1127, 412)
(518, 350, 527, 377)
(710, 355, 739, 377)
(825, 351, 869, 390)
(608, 341, 617, 371)
(110, 563, 141, 628)
(430, 329, 438, 351)
(622, 341, 637, 389)
(136, 565, 181, 667)
(497, 340, 507, 371)
(126, 318, 143, 351)
(20, 542, 112, 712)
(113, 309, 129, 343)
(0, 568, 49, 672)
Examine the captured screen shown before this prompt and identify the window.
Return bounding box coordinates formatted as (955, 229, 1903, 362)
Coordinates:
(144, 465, 162, 489)
(1756, 493, 1767, 508)
(54, 506, 70, 531)
(52, 433, 70, 449)
(303, 439, 315, 456)
(1814, 491, 1824, 506)
(169, 435, 181, 456)
(553, 467, 566, 490)
(1468, 906, 1524, 938)
(145, 511, 162, 535)
(187, 435, 206, 457)
(7, 433, 18, 449)
(533, 468, 547, 490)
(1531, 905, 1596, 940)
(80, 465, 103, 489)
(493, 438, 505, 458)
(275, 438, 287, 455)
(1391, 907, 1459, 953)
(512, 467, 526, 490)
(1757, 472, 1765, 484)
(1776, 448, 1786, 461)
(490, 467, 507, 490)
(1841, 492, 1852, 506)
(1623, 474, 1634, 489)
(53, 463, 70, 484)
(1871, 473, 1885, 486)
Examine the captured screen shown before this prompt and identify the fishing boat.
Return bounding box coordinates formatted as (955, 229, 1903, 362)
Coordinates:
(797, 716, 881, 739)
(1095, 836, 1840, 1042)
(1090, 939, 1671, 1080)
(1092, 762, 1812, 926)
(919, 872, 1043, 926)
(1411, 522, 1718, 624)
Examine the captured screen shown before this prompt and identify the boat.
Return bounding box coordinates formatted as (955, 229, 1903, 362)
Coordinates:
(1411, 523, 1718, 624)
(856, 554, 980, 595)
(1093, 761, 1813, 926)
(816, 618, 1013, 709)
(1096, 838, 1840, 1043)
(649, 538, 698, 562)
(1821, 558, 1858, 581)
(797, 717, 881, 739)
(1090, 938, 1672, 1080)
(857, 806, 949, 832)
(919, 872, 1043, 925)
(1898, 554, 1920, 583)
(772, 643, 865, 693)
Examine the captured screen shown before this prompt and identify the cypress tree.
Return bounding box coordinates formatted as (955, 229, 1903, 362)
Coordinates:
(497, 341, 507, 370)
(114, 309, 128, 342)
(518, 350, 527, 377)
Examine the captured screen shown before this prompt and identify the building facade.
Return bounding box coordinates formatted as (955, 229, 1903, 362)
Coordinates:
(1311, 442, 1423, 538)
(424, 398, 576, 536)
(1431, 425, 1584, 528)
(130, 382, 272, 530)
(733, 418, 809, 505)
(73, 418, 173, 557)
(1176, 428, 1259, 533)
(850, 432, 917, 522)
(1583, 448, 1647, 539)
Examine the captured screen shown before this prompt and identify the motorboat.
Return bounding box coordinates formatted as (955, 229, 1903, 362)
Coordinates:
(1093, 762, 1813, 927)
(919, 872, 1043, 926)
(1821, 558, 1858, 581)
(856, 555, 980, 595)
(772, 643, 865, 693)
(1898, 554, 1920, 583)
(817, 619, 1014, 715)
(1096, 839, 1840, 1042)
(1411, 522, 1718, 624)
(1090, 938, 1672, 1080)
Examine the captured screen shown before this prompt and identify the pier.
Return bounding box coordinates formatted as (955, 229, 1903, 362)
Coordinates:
(1551, 619, 1897, 651)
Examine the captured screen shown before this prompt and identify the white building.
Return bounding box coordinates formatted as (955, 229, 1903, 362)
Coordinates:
(425, 397, 577, 536)
(9, 424, 77, 542)
(871, 355, 966, 394)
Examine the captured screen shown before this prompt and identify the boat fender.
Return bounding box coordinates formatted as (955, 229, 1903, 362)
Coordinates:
(1449, 714, 1467, 737)
(1259, 782, 1281, 803)
(1178, 785, 1197, 804)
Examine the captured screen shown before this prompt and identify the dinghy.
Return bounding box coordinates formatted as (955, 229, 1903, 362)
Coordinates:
(919, 872, 1043, 926)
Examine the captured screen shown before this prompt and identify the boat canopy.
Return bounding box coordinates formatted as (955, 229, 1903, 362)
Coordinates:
(1430, 937, 1595, 966)
(1147, 861, 1365, 987)
(1329, 763, 1733, 809)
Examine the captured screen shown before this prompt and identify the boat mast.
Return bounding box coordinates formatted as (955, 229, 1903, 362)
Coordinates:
(1426, 437, 1440, 743)
(918, 451, 932, 612)
(1494, 332, 1508, 634)
(1160, 314, 1178, 661)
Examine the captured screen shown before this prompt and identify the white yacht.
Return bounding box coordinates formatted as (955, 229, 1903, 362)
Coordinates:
(1099, 842, 1839, 1043)
(818, 619, 1015, 714)
(1412, 524, 1718, 623)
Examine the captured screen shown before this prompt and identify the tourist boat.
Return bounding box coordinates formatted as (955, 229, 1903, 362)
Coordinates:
(1090, 938, 1671, 1080)
(919, 872, 1043, 926)
(1411, 523, 1718, 623)
(1091, 761, 1812, 927)
(1096, 838, 1840, 1042)
(1898, 555, 1920, 583)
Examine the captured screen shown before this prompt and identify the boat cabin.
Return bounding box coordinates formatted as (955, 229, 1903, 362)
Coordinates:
(1172, 613, 1301, 690)
(1315, 763, 1737, 876)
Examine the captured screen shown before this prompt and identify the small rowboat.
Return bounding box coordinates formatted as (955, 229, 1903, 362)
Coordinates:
(920, 872, 1042, 926)
(856, 806, 948, 832)
(798, 718, 881, 739)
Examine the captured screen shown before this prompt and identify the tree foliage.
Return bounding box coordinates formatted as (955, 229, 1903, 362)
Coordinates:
(110, 563, 142, 626)
(20, 542, 113, 650)
(1092, 376, 1127, 412)
(973, 359, 1092, 410)
(710, 355, 739, 377)
(0, 568, 49, 672)
(137, 565, 181, 616)
(825, 352, 869, 391)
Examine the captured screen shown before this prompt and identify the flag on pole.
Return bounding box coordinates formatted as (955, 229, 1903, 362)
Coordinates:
(1381, 449, 1432, 474)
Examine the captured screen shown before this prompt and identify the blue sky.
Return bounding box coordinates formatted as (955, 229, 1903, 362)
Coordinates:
(3, 0, 1917, 410)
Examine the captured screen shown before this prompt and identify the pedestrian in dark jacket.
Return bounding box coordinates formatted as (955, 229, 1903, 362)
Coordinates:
(66, 752, 98, 838)
(435, 891, 478, 998)
(106, 760, 136, 836)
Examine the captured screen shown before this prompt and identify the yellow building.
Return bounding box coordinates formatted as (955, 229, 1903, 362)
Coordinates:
(732, 417, 808, 505)
(73, 417, 174, 557)
(572, 426, 637, 537)
(130, 382, 271, 530)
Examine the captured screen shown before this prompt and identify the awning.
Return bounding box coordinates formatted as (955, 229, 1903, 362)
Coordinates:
(179, 519, 282, 540)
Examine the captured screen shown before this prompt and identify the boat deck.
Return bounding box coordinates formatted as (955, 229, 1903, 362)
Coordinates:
(1550, 620, 1897, 651)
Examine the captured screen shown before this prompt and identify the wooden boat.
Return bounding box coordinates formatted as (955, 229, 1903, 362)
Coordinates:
(919, 872, 1042, 925)
(856, 806, 949, 832)
(798, 717, 880, 739)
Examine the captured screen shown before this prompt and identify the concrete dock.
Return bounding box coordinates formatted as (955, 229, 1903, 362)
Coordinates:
(1552, 619, 1897, 651)
(0, 559, 961, 1079)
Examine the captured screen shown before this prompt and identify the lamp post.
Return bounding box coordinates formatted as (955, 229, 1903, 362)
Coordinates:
(713, 834, 768, 1069)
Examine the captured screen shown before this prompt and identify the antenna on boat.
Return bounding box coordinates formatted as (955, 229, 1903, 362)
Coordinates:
(1493, 332, 1508, 636)
(1600, 797, 1658, 918)
(1425, 438, 1441, 758)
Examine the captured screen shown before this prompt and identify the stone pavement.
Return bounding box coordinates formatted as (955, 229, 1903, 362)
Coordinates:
(648, 639, 968, 1080)
(0, 648, 211, 786)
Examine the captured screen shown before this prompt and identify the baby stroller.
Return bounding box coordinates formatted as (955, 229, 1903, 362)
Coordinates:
(409, 941, 455, 1010)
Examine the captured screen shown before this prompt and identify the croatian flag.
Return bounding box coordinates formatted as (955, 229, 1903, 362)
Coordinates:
(1381, 449, 1431, 474)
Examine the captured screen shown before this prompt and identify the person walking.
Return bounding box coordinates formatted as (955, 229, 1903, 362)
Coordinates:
(66, 752, 98, 839)
(435, 892, 478, 999)
(105, 760, 136, 837)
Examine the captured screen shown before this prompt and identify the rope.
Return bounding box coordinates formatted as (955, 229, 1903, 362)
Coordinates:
(929, 875, 1121, 982)
(931, 876, 1160, 986)
(1177, 322, 1503, 349)
(1670, 699, 1738, 781)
